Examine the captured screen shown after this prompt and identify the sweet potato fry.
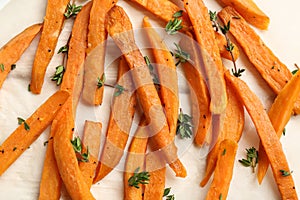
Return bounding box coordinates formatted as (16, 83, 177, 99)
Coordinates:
(82, 0, 117, 105)
(0, 23, 42, 88)
(224, 70, 298, 200)
(53, 107, 95, 200)
(184, 0, 227, 114)
(218, 6, 300, 114)
(30, 0, 69, 94)
(217, 0, 270, 30)
(93, 56, 136, 183)
(124, 118, 148, 200)
(40, 3, 90, 198)
(205, 139, 238, 200)
(106, 5, 186, 177)
(144, 153, 166, 200)
(79, 121, 102, 188)
(214, 31, 239, 61)
(39, 3, 91, 199)
(143, 16, 179, 138)
(0, 90, 69, 176)
(179, 32, 211, 146)
(200, 77, 244, 187)
(257, 70, 300, 183)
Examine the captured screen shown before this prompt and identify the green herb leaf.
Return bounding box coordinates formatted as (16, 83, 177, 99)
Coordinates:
(220, 21, 231, 35)
(144, 56, 160, 85)
(57, 45, 69, 54)
(0, 63, 5, 72)
(64, 3, 82, 19)
(173, 43, 190, 66)
(209, 10, 217, 22)
(71, 137, 82, 153)
(51, 65, 65, 86)
(282, 128, 286, 136)
(163, 188, 171, 197)
(239, 147, 258, 173)
(176, 109, 193, 139)
(165, 18, 183, 35)
(128, 167, 150, 189)
(80, 147, 89, 162)
(222, 148, 226, 156)
(97, 73, 106, 88)
(173, 10, 183, 18)
(114, 84, 125, 97)
(163, 187, 175, 200)
(219, 193, 223, 200)
(279, 169, 292, 177)
(231, 68, 245, 78)
(17, 117, 30, 131)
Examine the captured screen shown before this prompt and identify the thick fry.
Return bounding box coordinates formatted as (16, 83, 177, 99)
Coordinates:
(0, 90, 69, 176)
(30, 0, 69, 94)
(106, 5, 186, 177)
(0, 23, 42, 88)
(124, 118, 148, 200)
(179, 32, 211, 146)
(205, 139, 238, 200)
(79, 121, 102, 188)
(214, 31, 239, 61)
(224, 70, 298, 200)
(144, 153, 166, 200)
(93, 56, 136, 183)
(184, 0, 227, 114)
(39, 3, 91, 199)
(200, 78, 244, 187)
(218, 7, 300, 114)
(143, 16, 179, 138)
(82, 0, 117, 105)
(218, 0, 270, 30)
(257, 71, 300, 183)
(53, 107, 95, 200)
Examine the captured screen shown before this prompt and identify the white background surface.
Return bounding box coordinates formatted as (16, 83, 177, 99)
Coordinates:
(0, 0, 299, 199)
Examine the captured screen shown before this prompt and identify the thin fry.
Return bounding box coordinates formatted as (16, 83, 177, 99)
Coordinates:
(79, 121, 102, 188)
(224, 70, 298, 200)
(218, 0, 270, 30)
(205, 139, 238, 200)
(257, 70, 300, 183)
(179, 32, 211, 146)
(201, 77, 244, 186)
(143, 16, 179, 138)
(30, 0, 69, 94)
(106, 5, 186, 177)
(93, 56, 136, 183)
(0, 23, 42, 88)
(82, 0, 117, 105)
(218, 6, 300, 114)
(124, 118, 148, 200)
(0, 90, 69, 176)
(184, 0, 227, 114)
(39, 3, 91, 199)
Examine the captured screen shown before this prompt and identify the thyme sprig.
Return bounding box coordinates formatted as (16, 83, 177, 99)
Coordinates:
(144, 56, 160, 85)
(163, 187, 175, 200)
(64, 3, 82, 19)
(114, 84, 126, 97)
(176, 108, 193, 139)
(165, 10, 183, 35)
(209, 10, 245, 77)
(238, 147, 258, 173)
(128, 167, 150, 189)
(97, 73, 106, 89)
(51, 65, 65, 86)
(71, 137, 90, 163)
(173, 43, 190, 66)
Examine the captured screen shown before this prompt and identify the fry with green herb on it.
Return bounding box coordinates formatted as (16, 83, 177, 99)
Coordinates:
(205, 139, 238, 200)
(106, 5, 186, 177)
(124, 118, 148, 200)
(30, 0, 69, 94)
(257, 70, 300, 183)
(94, 56, 136, 183)
(218, 6, 300, 114)
(143, 16, 179, 139)
(82, 0, 117, 105)
(0, 23, 42, 89)
(0, 90, 69, 176)
(39, 3, 92, 199)
(224, 70, 298, 200)
(179, 31, 211, 146)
